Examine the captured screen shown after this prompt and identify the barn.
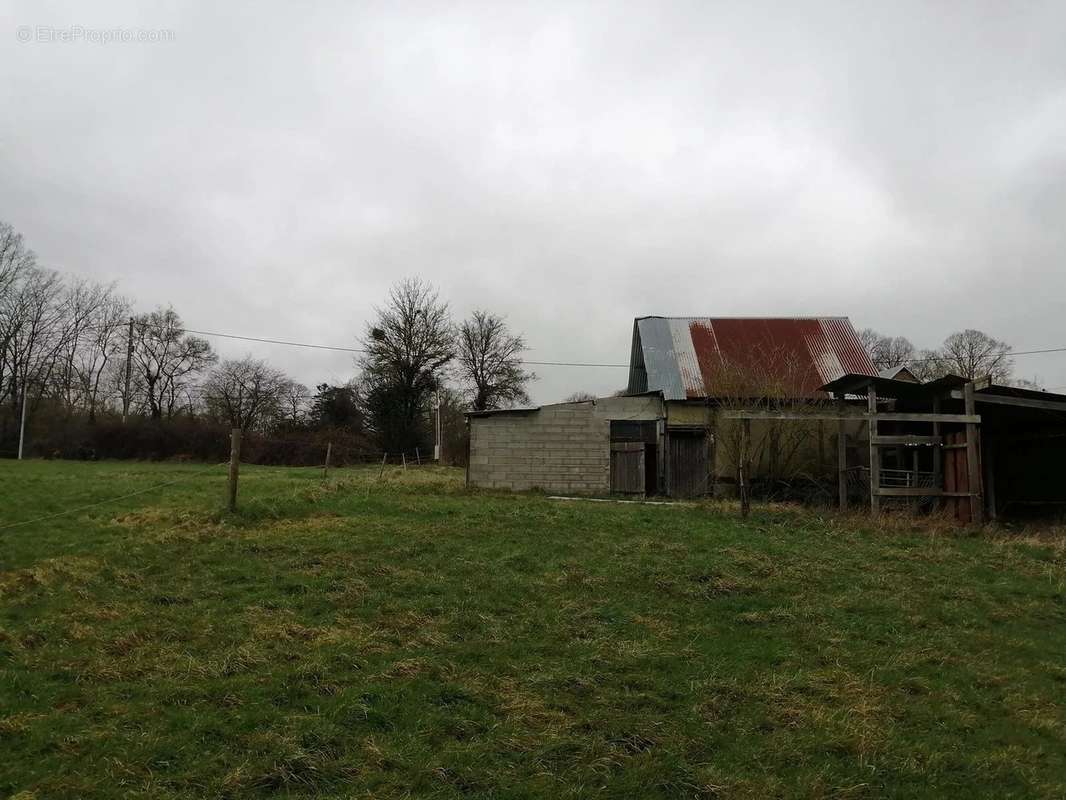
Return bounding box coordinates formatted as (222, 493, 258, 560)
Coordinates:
(467, 315, 1066, 520)
(467, 316, 875, 498)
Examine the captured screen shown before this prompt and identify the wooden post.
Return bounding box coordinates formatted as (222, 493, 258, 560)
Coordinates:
(964, 382, 984, 524)
(837, 399, 848, 510)
(415, 447, 421, 466)
(932, 395, 943, 506)
(228, 428, 241, 512)
(868, 389, 880, 516)
(323, 442, 332, 479)
(740, 417, 751, 517)
(402, 452, 407, 471)
(379, 452, 387, 478)
(122, 316, 134, 423)
(17, 385, 29, 460)
(985, 438, 997, 521)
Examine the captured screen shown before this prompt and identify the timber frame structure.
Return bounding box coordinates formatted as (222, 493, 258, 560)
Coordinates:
(724, 373, 1066, 523)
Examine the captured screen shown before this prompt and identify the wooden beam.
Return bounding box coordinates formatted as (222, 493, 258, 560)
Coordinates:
(719, 411, 862, 421)
(868, 392, 880, 516)
(871, 435, 943, 446)
(949, 390, 1066, 413)
(719, 411, 980, 423)
(964, 383, 984, 524)
(875, 487, 944, 497)
(871, 412, 980, 424)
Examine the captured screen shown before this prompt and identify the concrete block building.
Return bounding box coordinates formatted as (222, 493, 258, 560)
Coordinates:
(466, 316, 876, 498)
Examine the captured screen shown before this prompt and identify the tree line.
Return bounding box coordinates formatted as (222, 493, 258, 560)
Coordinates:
(1, 221, 534, 460)
(856, 327, 1031, 386)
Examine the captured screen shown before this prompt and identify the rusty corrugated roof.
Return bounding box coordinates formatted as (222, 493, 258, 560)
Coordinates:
(628, 317, 876, 400)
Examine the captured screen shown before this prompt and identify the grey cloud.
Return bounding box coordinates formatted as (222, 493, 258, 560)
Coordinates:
(3, 0, 1066, 399)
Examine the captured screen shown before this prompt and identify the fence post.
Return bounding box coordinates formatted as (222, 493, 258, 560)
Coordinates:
(323, 441, 332, 479)
(17, 386, 29, 460)
(837, 399, 848, 510)
(379, 452, 387, 478)
(415, 447, 421, 465)
(402, 452, 407, 471)
(964, 382, 984, 524)
(740, 417, 751, 517)
(228, 428, 241, 512)
(868, 389, 880, 516)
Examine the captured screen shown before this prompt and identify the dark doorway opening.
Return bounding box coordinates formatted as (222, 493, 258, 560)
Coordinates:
(610, 420, 659, 497)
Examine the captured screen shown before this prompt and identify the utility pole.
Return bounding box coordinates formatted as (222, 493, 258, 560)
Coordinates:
(435, 385, 442, 462)
(17, 383, 29, 460)
(122, 316, 134, 423)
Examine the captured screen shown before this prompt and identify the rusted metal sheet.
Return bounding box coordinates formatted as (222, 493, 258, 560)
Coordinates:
(631, 317, 875, 400)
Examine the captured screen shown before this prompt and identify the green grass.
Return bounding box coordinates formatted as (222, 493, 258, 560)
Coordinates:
(1, 460, 1064, 799)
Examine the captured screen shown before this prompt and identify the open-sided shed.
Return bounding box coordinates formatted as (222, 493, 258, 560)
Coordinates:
(818, 374, 1066, 521)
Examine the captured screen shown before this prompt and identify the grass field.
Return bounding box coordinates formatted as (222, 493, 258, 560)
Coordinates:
(1, 460, 1064, 799)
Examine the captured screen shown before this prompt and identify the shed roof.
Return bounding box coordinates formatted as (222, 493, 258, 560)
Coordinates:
(628, 317, 875, 400)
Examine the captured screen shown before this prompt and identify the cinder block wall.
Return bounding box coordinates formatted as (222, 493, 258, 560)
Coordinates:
(468, 396, 662, 493)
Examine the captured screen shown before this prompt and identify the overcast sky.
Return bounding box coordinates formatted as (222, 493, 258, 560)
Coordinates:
(3, 1, 1066, 402)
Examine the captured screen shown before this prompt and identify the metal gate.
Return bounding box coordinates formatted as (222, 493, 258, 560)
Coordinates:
(610, 442, 645, 496)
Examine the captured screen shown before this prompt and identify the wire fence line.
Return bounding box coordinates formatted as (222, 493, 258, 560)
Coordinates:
(0, 461, 229, 531)
(2, 431, 450, 530)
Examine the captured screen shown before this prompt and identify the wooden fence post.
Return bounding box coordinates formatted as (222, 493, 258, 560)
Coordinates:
(964, 382, 984, 524)
(415, 447, 421, 465)
(837, 399, 848, 510)
(323, 442, 332, 479)
(228, 428, 241, 512)
(402, 452, 407, 471)
(740, 417, 751, 517)
(868, 389, 880, 516)
(379, 452, 387, 478)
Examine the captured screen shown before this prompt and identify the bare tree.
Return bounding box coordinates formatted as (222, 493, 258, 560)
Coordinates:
(456, 310, 534, 411)
(132, 306, 216, 419)
(52, 279, 127, 417)
(3, 267, 67, 420)
(74, 289, 132, 421)
(937, 329, 1013, 382)
(0, 222, 35, 303)
(0, 223, 39, 410)
(713, 344, 836, 499)
(279, 379, 309, 426)
(857, 328, 916, 370)
(564, 391, 597, 402)
(909, 348, 948, 382)
(361, 278, 455, 452)
(204, 357, 289, 432)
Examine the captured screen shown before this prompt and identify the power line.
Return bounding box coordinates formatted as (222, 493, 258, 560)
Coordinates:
(86, 318, 1066, 370)
(110, 321, 630, 368)
(873, 345, 1066, 366)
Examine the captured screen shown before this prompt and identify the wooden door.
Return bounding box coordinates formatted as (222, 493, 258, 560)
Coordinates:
(610, 442, 645, 496)
(944, 430, 981, 523)
(668, 431, 707, 498)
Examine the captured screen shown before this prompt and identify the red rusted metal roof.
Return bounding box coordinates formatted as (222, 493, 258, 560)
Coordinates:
(629, 317, 876, 400)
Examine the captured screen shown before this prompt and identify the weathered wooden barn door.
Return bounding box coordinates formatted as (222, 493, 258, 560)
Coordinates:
(610, 442, 645, 496)
(943, 430, 981, 523)
(668, 430, 707, 498)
